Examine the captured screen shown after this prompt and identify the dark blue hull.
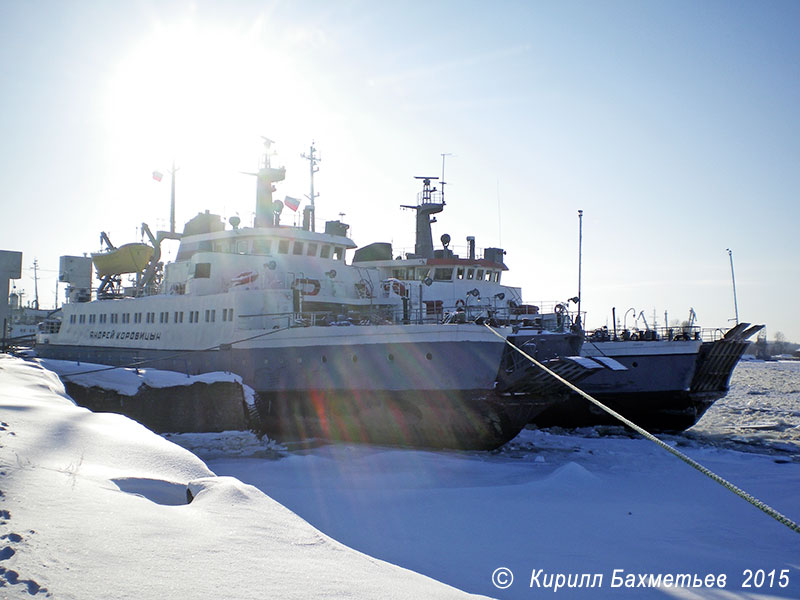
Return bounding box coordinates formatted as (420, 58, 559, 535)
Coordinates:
(36, 335, 550, 450)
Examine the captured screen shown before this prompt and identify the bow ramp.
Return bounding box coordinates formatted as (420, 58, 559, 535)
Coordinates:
(496, 354, 626, 395)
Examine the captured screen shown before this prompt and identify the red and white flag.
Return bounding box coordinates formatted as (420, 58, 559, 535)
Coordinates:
(285, 196, 301, 211)
(152, 171, 163, 182)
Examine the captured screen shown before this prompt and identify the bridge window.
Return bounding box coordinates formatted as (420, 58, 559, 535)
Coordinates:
(253, 239, 271, 254)
(320, 245, 331, 259)
(307, 243, 318, 257)
(456, 268, 464, 280)
(334, 246, 345, 260)
(278, 240, 290, 254)
(434, 268, 453, 281)
(466, 269, 474, 280)
(293, 242, 304, 255)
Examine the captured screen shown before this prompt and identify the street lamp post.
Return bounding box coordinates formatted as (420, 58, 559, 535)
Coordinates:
(726, 248, 739, 325)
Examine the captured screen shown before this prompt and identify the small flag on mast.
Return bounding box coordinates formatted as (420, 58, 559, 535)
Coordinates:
(284, 196, 301, 211)
(152, 171, 163, 182)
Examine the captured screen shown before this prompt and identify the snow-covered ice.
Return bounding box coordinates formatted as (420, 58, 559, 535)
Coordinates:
(207, 431, 800, 599)
(690, 360, 800, 451)
(205, 361, 800, 599)
(3, 355, 800, 599)
(0, 355, 487, 599)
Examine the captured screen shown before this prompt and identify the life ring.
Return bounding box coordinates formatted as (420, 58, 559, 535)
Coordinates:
(455, 299, 466, 309)
(293, 278, 321, 296)
(232, 271, 258, 286)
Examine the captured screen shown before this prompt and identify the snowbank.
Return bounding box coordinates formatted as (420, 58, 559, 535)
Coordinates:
(37, 357, 255, 405)
(0, 355, 486, 599)
(36, 358, 254, 433)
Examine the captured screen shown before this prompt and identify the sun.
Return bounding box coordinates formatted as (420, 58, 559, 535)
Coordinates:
(102, 17, 328, 225)
(105, 20, 276, 168)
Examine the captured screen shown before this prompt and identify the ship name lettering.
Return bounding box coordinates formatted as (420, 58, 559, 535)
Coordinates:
(89, 330, 117, 340)
(109, 330, 161, 342)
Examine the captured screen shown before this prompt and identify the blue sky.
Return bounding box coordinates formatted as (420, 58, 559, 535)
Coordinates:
(2, 0, 799, 340)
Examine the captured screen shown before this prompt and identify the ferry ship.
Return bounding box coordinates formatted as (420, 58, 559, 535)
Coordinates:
(533, 318, 764, 431)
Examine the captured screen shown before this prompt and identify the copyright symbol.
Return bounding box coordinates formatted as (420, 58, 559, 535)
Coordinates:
(492, 567, 514, 589)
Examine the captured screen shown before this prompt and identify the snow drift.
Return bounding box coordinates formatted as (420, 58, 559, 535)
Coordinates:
(0, 355, 486, 599)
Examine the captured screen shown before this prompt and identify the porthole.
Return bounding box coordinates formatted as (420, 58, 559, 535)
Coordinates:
(352, 355, 358, 363)
(321, 355, 327, 363)
(632, 361, 638, 368)
(426, 353, 433, 360)
(388, 354, 395, 361)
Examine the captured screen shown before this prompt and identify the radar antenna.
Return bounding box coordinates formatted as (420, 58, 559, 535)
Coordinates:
(241, 137, 286, 228)
(401, 176, 444, 259)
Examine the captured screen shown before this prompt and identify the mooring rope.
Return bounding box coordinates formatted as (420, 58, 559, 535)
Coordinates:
(484, 324, 800, 535)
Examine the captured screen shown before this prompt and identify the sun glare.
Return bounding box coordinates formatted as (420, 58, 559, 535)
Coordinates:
(103, 18, 325, 223)
(107, 21, 272, 166)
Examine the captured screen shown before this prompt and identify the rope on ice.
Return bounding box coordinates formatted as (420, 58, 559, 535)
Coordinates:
(484, 323, 800, 535)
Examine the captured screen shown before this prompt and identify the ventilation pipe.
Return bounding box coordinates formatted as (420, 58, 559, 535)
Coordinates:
(467, 236, 476, 260)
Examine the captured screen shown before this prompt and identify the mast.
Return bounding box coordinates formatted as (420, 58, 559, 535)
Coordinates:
(577, 209, 583, 328)
(401, 177, 444, 259)
(301, 143, 320, 232)
(169, 160, 178, 234)
(251, 137, 286, 228)
(440, 153, 452, 203)
(726, 248, 739, 325)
